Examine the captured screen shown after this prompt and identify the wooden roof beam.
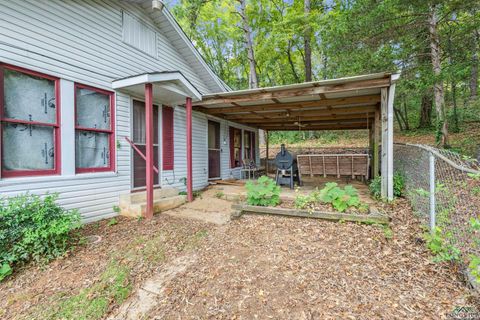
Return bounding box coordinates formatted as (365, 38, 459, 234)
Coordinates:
(242, 114, 374, 124)
(198, 95, 380, 115)
(224, 105, 376, 120)
(194, 77, 389, 107)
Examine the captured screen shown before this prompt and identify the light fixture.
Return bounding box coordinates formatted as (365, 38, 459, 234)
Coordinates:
(152, 0, 165, 11)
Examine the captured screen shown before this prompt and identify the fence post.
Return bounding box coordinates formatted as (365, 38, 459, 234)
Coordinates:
(429, 151, 436, 232)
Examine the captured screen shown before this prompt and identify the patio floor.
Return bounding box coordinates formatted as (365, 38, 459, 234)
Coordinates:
(212, 176, 375, 205)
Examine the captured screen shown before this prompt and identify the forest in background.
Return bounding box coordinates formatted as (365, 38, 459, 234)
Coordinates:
(166, 0, 480, 155)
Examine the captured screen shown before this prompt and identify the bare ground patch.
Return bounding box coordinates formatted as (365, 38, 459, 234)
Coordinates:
(0, 197, 477, 319)
(147, 199, 478, 319)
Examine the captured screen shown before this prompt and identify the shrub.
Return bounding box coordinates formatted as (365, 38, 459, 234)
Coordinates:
(294, 188, 320, 212)
(318, 183, 361, 212)
(0, 193, 81, 281)
(245, 176, 281, 206)
(423, 226, 461, 262)
(369, 172, 405, 199)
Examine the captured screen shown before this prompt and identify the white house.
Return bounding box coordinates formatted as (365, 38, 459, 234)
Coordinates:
(0, 0, 259, 222)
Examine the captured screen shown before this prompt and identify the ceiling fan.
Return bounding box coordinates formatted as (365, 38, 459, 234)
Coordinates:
(293, 116, 308, 129)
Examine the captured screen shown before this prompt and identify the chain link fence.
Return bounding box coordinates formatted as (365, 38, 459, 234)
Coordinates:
(394, 143, 480, 280)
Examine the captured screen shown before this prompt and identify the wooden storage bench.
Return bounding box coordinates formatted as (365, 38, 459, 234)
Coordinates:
(297, 154, 370, 180)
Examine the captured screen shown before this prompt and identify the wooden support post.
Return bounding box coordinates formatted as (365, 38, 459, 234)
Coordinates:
(387, 83, 396, 200)
(322, 155, 326, 177)
(265, 130, 269, 176)
(373, 107, 380, 178)
(145, 83, 154, 219)
(309, 156, 313, 177)
(381, 88, 388, 199)
(186, 97, 193, 202)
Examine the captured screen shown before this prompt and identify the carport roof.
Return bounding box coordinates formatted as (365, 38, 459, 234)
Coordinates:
(194, 72, 400, 131)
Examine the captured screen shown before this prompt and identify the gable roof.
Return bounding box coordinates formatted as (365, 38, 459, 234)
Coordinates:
(122, 0, 229, 93)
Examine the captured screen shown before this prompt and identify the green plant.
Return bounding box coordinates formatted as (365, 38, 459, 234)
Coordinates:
(294, 188, 320, 213)
(214, 191, 224, 199)
(107, 218, 118, 227)
(318, 183, 361, 212)
(245, 176, 281, 207)
(369, 172, 405, 199)
(472, 186, 480, 196)
(468, 255, 480, 284)
(424, 227, 461, 262)
(112, 205, 121, 213)
(382, 225, 394, 240)
(0, 193, 81, 281)
(468, 172, 480, 180)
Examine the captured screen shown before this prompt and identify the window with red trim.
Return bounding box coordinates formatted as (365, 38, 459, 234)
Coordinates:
(162, 106, 174, 170)
(229, 127, 242, 168)
(0, 64, 61, 177)
(74, 83, 115, 173)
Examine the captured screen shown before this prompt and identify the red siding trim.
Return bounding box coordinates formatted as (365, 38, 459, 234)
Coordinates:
(0, 63, 61, 178)
(162, 106, 174, 171)
(74, 83, 115, 174)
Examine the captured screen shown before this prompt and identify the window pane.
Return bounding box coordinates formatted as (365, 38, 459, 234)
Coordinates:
(2, 123, 55, 171)
(75, 131, 110, 168)
(76, 87, 111, 130)
(234, 129, 241, 148)
(132, 100, 158, 144)
(244, 132, 250, 148)
(4, 69, 56, 123)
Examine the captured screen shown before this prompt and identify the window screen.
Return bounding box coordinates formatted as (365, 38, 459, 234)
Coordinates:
(1, 65, 59, 177)
(74, 84, 114, 173)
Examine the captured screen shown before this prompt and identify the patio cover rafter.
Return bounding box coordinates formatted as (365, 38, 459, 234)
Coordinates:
(194, 72, 398, 131)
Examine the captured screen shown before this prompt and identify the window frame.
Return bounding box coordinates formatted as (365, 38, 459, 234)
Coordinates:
(229, 127, 242, 168)
(74, 83, 115, 174)
(0, 63, 61, 178)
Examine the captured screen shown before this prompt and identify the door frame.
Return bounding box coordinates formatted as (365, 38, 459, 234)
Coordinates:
(208, 120, 222, 180)
(129, 97, 162, 191)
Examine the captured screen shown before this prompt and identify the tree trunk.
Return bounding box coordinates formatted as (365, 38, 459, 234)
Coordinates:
(304, 0, 312, 82)
(287, 40, 300, 83)
(237, 0, 258, 89)
(419, 90, 433, 128)
(451, 81, 459, 132)
(471, 31, 479, 99)
(402, 95, 410, 130)
(428, 5, 448, 146)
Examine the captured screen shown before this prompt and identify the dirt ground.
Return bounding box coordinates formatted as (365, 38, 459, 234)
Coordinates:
(0, 192, 478, 319)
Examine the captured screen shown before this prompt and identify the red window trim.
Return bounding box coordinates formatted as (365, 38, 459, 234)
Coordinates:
(74, 82, 115, 174)
(162, 105, 174, 171)
(0, 63, 61, 178)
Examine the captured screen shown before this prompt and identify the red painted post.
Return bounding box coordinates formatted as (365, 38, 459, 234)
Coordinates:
(186, 97, 193, 202)
(145, 83, 154, 219)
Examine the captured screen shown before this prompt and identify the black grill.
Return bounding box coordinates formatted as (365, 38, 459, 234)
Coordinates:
(274, 144, 302, 189)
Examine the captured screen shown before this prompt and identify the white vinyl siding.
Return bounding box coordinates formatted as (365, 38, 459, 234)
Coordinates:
(122, 11, 157, 57)
(0, 0, 258, 222)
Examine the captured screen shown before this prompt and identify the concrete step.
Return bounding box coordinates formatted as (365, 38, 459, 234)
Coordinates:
(119, 188, 186, 218)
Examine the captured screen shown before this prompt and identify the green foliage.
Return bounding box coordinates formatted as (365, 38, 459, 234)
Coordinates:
(468, 255, 480, 284)
(245, 176, 281, 207)
(214, 191, 224, 199)
(112, 205, 120, 213)
(107, 218, 118, 227)
(0, 194, 81, 281)
(383, 225, 394, 240)
(424, 227, 461, 263)
(468, 172, 480, 180)
(318, 183, 361, 212)
(369, 173, 405, 199)
(294, 188, 320, 213)
(44, 260, 131, 320)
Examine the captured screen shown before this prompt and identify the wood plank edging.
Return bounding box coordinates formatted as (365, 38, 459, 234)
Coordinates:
(231, 204, 390, 225)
